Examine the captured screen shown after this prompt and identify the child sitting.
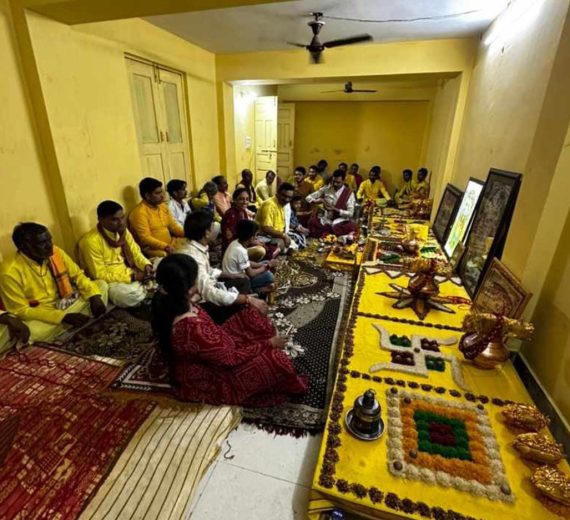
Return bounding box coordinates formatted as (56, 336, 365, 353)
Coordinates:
(222, 220, 276, 297)
(287, 195, 310, 249)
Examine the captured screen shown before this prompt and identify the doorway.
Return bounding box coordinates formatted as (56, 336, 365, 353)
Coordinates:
(126, 56, 192, 185)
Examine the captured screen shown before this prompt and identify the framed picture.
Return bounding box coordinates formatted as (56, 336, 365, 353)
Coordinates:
(444, 178, 484, 258)
(473, 258, 532, 318)
(457, 169, 522, 297)
(432, 184, 463, 246)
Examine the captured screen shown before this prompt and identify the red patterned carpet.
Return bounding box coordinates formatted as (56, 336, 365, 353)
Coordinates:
(0, 347, 155, 520)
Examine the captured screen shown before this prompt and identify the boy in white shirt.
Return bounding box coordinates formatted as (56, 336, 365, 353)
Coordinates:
(167, 179, 192, 228)
(222, 220, 275, 297)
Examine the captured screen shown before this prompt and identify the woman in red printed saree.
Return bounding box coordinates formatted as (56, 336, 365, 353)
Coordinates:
(151, 254, 308, 406)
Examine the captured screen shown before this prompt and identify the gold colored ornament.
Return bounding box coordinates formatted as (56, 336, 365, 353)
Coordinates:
(502, 403, 550, 432)
(514, 433, 566, 464)
(531, 466, 570, 506)
(459, 312, 534, 369)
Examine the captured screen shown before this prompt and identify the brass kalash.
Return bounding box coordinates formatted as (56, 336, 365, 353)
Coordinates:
(459, 312, 534, 369)
(345, 389, 384, 441)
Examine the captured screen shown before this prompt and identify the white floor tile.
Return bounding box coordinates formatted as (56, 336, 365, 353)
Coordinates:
(184, 460, 218, 518)
(189, 462, 310, 520)
(218, 423, 322, 487)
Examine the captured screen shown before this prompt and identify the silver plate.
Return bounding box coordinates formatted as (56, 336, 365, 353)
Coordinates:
(344, 409, 385, 441)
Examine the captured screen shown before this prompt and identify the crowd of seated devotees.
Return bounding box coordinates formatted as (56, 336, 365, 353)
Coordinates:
(0, 161, 429, 404)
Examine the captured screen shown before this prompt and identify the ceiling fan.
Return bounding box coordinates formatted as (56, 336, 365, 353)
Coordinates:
(288, 12, 373, 64)
(321, 81, 377, 94)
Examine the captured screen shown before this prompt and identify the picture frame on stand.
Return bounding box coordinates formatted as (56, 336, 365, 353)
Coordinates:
(457, 169, 522, 297)
(432, 184, 463, 246)
(473, 258, 531, 318)
(444, 178, 485, 258)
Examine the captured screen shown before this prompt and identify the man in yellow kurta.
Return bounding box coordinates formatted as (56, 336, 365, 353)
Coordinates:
(256, 182, 295, 252)
(357, 166, 391, 202)
(128, 177, 185, 258)
(412, 167, 430, 199)
(395, 169, 415, 205)
(306, 165, 324, 192)
(0, 223, 107, 343)
(80, 200, 154, 308)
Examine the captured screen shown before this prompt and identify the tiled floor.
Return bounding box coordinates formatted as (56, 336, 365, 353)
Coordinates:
(187, 423, 323, 520)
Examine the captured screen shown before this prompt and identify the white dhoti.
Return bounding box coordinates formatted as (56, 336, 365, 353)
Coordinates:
(26, 279, 109, 343)
(108, 281, 148, 308)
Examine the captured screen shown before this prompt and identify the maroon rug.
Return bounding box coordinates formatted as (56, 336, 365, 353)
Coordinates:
(0, 347, 155, 519)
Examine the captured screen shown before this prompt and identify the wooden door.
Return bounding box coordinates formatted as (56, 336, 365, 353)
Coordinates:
(127, 57, 192, 186)
(158, 68, 191, 184)
(277, 103, 295, 181)
(127, 59, 167, 180)
(254, 96, 278, 181)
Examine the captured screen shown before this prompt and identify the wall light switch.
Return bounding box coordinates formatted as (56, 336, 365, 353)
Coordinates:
(244, 136, 252, 150)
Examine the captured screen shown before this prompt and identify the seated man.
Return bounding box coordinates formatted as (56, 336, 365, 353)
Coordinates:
(178, 211, 267, 323)
(80, 201, 154, 308)
(222, 220, 275, 298)
(0, 223, 107, 343)
(129, 177, 185, 258)
(306, 164, 324, 192)
(306, 169, 357, 238)
(0, 309, 30, 355)
(212, 175, 232, 218)
(256, 182, 295, 253)
(190, 181, 221, 242)
(255, 170, 276, 202)
(348, 163, 363, 190)
(291, 166, 313, 198)
(236, 168, 258, 211)
(317, 159, 330, 184)
(167, 179, 191, 228)
(412, 167, 430, 199)
(394, 169, 414, 205)
(357, 165, 391, 202)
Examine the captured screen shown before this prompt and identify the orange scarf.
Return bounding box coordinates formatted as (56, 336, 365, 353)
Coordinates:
(47, 249, 74, 299)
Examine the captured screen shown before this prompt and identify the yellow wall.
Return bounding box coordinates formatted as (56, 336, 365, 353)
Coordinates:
(26, 14, 219, 239)
(522, 120, 570, 422)
(450, 0, 570, 276)
(424, 76, 462, 214)
(293, 101, 430, 192)
(0, 0, 63, 258)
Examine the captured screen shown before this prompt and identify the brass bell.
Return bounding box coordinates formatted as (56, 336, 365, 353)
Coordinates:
(345, 389, 384, 441)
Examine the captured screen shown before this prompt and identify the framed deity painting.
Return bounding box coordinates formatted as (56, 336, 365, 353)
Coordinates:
(457, 169, 522, 297)
(473, 258, 531, 318)
(432, 184, 463, 246)
(444, 178, 484, 258)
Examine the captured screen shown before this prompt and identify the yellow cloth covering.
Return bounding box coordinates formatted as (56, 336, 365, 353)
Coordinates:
(357, 180, 391, 201)
(356, 271, 471, 330)
(79, 228, 150, 284)
(256, 195, 286, 233)
(128, 201, 185, 257)
(81, 404, 240, 520)
(0, 247, 102, 325)
(308, 267, 569, 519)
